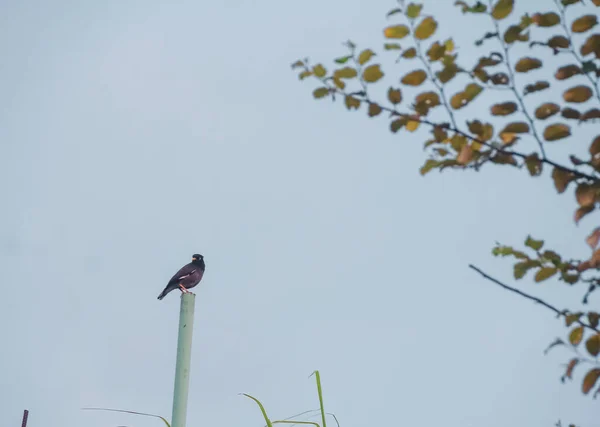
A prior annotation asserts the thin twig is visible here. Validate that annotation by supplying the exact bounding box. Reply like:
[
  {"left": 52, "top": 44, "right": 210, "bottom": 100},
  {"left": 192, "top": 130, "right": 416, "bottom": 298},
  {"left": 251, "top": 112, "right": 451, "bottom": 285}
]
[
  {"left": 554, "top": 0, "right": 600, "bottom": 103},
  {"left": 468, "top": 264, "right": 599, "bottom": 333},
  {"left": 488, "top": 3, "right": 548, "bottom": 159},
  {"left": 409, "top": 17, "right": 458, "bottom": 130}
]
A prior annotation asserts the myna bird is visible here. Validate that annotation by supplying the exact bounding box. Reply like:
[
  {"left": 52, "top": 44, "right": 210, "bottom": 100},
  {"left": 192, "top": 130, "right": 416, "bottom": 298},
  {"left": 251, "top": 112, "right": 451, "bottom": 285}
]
[{"left": 157, "top": 254, "right": 205, "bottom": 300}]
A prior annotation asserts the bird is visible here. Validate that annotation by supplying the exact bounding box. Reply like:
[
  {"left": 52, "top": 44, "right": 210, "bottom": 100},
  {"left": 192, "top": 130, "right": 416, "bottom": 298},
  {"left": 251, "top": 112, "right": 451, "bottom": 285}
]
[{"left": 157, "top": 254, "right": 205, "bottom": 300}]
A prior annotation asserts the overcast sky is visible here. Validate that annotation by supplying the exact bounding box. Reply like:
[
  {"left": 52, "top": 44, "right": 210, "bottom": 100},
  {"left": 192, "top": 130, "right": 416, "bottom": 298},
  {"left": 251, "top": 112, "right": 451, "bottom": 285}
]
[{"left": 1, "top": 0, "right": 597, "bottom": 426}]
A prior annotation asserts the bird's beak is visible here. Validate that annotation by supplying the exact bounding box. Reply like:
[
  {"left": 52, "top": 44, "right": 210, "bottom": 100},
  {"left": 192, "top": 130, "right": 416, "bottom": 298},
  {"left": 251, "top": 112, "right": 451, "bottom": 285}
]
[{"left": 192, "top": 257, "right": 197, "bottom": 261}]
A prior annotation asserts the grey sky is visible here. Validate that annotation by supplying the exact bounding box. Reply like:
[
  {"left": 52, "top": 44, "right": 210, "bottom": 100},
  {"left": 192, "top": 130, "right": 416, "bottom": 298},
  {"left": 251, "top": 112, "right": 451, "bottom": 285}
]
[{"left": 1, "top": 0, "right": 597, "bottom": 426}]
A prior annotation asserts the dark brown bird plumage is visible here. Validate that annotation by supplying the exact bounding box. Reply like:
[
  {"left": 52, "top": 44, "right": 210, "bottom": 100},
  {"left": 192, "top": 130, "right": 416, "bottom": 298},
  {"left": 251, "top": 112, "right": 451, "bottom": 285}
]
[{"left": 157, "top": 254, "right": 205, "bottom": 300}]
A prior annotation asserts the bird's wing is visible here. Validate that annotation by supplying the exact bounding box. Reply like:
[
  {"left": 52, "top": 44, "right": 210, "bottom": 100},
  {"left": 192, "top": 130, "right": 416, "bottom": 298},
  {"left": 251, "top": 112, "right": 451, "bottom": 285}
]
[{"left": 167, "top": 263, "right": 197, "bottom": 285}]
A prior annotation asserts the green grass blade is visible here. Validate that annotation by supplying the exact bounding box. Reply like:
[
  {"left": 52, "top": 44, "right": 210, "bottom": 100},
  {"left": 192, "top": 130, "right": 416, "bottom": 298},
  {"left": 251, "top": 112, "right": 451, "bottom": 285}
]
[
  {"left": 82, "top": 407, "right": 170, "bottom": 427},
  {"left": 309, "top": 371, "right": 327, "bottom": 427},
  {"left": 273, "top": 420, "right": 320, "bottom": 427},
  {"left": 240, "top": 393, "right": 274, "bottom": 427}
]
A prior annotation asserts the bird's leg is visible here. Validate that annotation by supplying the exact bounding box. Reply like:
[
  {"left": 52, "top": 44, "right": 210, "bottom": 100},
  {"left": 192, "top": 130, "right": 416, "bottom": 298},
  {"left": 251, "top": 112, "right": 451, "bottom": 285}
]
[{"left": 179, "top": 284, "right": 190, "bottom": 294}]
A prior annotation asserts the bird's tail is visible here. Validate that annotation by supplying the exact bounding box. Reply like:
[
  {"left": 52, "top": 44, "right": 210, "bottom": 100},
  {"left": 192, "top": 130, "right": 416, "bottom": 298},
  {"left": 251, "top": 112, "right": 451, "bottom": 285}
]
[{"left": 157, "top": 286, "right": 172, "bottom": 300}]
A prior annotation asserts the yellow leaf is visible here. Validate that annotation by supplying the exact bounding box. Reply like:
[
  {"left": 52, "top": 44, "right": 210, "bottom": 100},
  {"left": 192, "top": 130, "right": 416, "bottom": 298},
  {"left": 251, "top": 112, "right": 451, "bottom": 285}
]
[
  {"left": 552, "top": 167, "right": 575, "bottom": 193},
  {"left": 345, "top": 96, "right": 361, "bottom": 110},
  {"left": 514, "top": 57, "right": 542, "bottom": 72},
  {"left": 555, "top": 64, "right": 582, "bottom": 80},
  {"left": 582, "top": 368, "right": 600, "bottom": 394},
  {"left": 368, "top": 103, "right": 382, "bottom": 117},
  {"left": 388, "top": 87, "right": 402, "bottom": 104},
  {"left": 501, "top": 122, "right": 530, "bottom": 133},
  {"left": 575, "top": 205, "right": 594, "bottom": 224},
  {"left": 402, "top": 47, "right": 417, "bottom": 58},
  {"left": 534, "top": 103, "right": 560, "bottom": 119},
  {"left": 576, "top": 183, "right": 598, "bottom": 207},
  {"left": 548, "top": 35, "right": 570, "bottom": 49},
  {"left": 444, "top": 39, "right": 455, "bottom": 53},
  {"left": 491, "top": 102, "right": 518, "bottom": 116},
  {"left": 358, "top": 49, "right": 375, "bottom": 65},
  {"left": 586, "top": 334, "right": 600, "bottom": 356},
  {"left": 313, "top": 87, "right": 330, "bottom": 99},
  {"left": 334, "top": 67, "right": 358, "bottom": 79},
  {"left": 589, "top": 135, "right": 600, "bottom": 156},
  {"left": 362, "top": 64, "right": 384, "bottom": 83},
  {"left": 563, "top": 85, "right": 593, "bottom": 103},
  {"left": 580, "top": 34, "right": 600, "bottom": 57},
  {"left": 562, "top": 107, "right": 580, "bottom": 120},
  {"left": 405, "top": 120, "right": 420, "bottom": 132},
  {"left": 414, "top": 17, "right": 438, "bottom": 40},
  {"left": 401, "top": 69, "right": 428, "bottom": 86},
  {"left": 532, "top": 12, "right": 560, "bottom": 27},
  {"left": 312, "top": 64, "right": 327, "bottom": 78},
  {"left": 384, "top": 25, "right": 410, "bottom": 39},
  {"left": 572, "top": 14, "right": 598, "bottom": 33},
  {"left": 406, "top": 3, "right": 423, "bottom": 18},
  {"left": 491, "top": 0, "right": 514, "bottom": 20},
  {"left": 390, "top": 118, "right": 406, "bottom": 133},
  {"left": 525, "top": 153, "right": 542, "bottom": 176},
  {"left": 535, "top": 267, "right": 558, "bottom": 282},
  {"left": 570, "top": 325, "right": 584, "bottom": 345},
  {"left": 457, "top": 144, "right": 474, "bottom": 164},
  {"left": 565, "top": 358, "right": 579, "bottom": 380},
  {"left": 543, "top": 123, "right": 571, "bottom": 141}
]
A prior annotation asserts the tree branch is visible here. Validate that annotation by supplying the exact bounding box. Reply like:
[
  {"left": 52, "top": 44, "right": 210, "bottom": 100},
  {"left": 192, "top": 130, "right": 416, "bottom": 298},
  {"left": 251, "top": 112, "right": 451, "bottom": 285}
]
[
  {"left": 468, "top": 264, "right": 599, "bottom": 334},
  {"left": 488, "top": 3, "right": 548, "bottom": 160}
]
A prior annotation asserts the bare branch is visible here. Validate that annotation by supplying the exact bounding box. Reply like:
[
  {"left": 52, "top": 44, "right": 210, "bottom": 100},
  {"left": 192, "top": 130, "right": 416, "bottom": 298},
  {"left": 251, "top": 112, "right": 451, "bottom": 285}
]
[{"left": 468, "top": 264, "right": 599, "bottom": 334}]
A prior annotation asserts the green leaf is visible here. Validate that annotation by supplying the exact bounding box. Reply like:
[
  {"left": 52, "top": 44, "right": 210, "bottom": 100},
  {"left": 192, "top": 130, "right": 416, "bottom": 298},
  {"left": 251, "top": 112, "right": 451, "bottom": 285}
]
[
  {"left": 384, "top": 43, "right": 402, "bottom": 50},
  {"left": 362, "top": 64, "right": 384, "bottom": 83},
  {"left": 299, "top": 70, "right": 312, "bottom": 80},
  {"left": 525, "top": 235, "right": 544, "bottom": 250},
  {"left": 334, "top": 55, "right": 352, "bottom": 64},
  {"left": 384, "top": 25, "right": 410, "bottom": 39},
  {"left": 491, "top": 0, "right": 514, "bottom": 20},
  {"left": 419, "top": 158, "right": 441, "bottom": 175},
  {"left": 401, "top": 69, "right": 428, "bottom": 86},
  {"left": 569, "top": 325, "right": 584, "bottom": 346},
  {"left": 406, "top": 3, "right": 423, "bottom": 18},
  {"left": 414, "top": 17, "right": 438, "bottom": 40},
  {"left": 313, "top": 87, "right": 330, "bottom": 99},
  {"left": 535, "top": 266, "right": 558, "bottom": 282},
  {"left": 386, "top": 8, "right": 403, "bottom": 17},
  {"left": 358, "top": 49, "right": 375, "bottom": 65},
  {"left": 514, "top": 260, "right": 538, "bottom": 279}
]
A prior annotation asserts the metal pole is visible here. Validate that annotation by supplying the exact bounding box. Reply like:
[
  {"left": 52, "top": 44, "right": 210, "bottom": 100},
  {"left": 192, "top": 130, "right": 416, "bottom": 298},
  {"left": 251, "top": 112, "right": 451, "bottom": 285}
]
[
  {"left": 21, "top": 410, "right": 29, "bottom": 427},
  {"left": 171, "top": 292, "right": 196, "bottom": 427}
]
